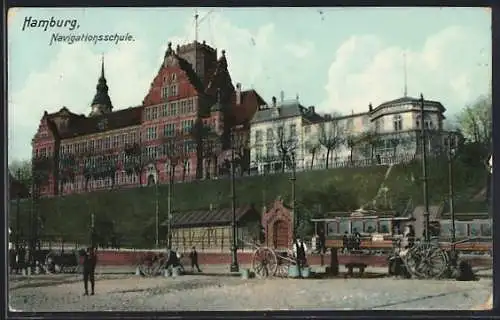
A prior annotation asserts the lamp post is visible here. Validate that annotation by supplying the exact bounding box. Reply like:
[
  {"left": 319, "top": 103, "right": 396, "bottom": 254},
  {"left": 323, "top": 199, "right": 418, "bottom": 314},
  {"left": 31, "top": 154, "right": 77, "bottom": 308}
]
[
  {"left": 229, "top": 129, "right": 239, "bottom": 273},
  {"left": 90, "top": 212, "right": 95, "bottom": 248},
  {"left": 167, "top": 166, "right": 174, "bottom": 250},
  {"left": 420, "top": 93, "right": 430, "bottom": 242},
  {"left": 290, "top": 152, "right": 297, "bottom": 239},
  {"left": 155, "top": 176, "right": 159, "bottom": 248},
  {"left": 447, "top": 132, "right": 457, "bottom": 248},
  {"left": 16, "top": 169, "right": 21, "bottom": 251}
]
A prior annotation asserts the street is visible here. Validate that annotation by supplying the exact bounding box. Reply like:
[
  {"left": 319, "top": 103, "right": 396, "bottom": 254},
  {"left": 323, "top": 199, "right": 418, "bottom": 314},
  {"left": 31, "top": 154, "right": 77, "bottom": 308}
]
[{"left": 9, "top": 269, "right": 492, "bottom": 311}]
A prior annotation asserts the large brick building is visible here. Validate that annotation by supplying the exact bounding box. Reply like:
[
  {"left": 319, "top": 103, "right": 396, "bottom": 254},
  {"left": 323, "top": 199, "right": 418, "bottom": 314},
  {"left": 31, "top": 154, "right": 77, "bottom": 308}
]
[{"left": 31, "top": 41, "right": 266, "bottom": 196}]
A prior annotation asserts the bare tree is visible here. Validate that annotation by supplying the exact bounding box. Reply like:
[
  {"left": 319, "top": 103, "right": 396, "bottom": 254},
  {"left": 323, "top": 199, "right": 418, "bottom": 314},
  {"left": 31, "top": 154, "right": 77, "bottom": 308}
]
[
  {"left": 276, "top": 125, "right": 298, "bottom": 173},
  {"left": 345, "top": 135, "right": 359, "bottom": 165},
  {"left": 317, "top": 120, "right": 344, "bottom": 169},
  {"left": 304, "top": 140, "right": 320, "bottom": 170},
  {"left": 359, "top": 129, "right": 382, "bottom": 163},
  {"left": 388, "top": 135, "right": 401, "bottom": 158},
  {"left": 162, "top": 129, "right": 187, "bottom": 183},
  {"left": 232, "top": 129, "right": 251, "bottom": 176}
]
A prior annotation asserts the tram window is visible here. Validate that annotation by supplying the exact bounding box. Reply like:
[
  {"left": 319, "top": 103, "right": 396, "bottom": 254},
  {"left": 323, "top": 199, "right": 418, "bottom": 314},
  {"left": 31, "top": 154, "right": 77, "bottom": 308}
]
[
  {"left": 440, "top": 221, "right": 451, "bottom": 236},
  {"left": 326, "top": 222, "right": 338, "bottom": 236},
  {"left": 455, "top": 223, "right": 467, "bottom": 237},
  {"left": 351, "top": 220, "right": 363, "bottom": 234},
  {"left": 364, "top": 220, "right": 377, "bottom": 234},
  {"left": 469, "top": 223, "right": 481, "bottom": 237},
  {"left": 338, "top": 220, "right": 350, "bottom": 234},
  {"left": 379, "top": 221, "right": 391, "bottom": 234},
  {"left": 481, "top": 223, "right": 492, "bottom": 237}
]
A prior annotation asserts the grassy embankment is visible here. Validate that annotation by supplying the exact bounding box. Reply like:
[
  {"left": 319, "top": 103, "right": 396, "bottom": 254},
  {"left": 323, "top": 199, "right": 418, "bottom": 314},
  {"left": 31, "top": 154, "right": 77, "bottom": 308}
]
[{"left": 10, "top": 157, "right": 488, "bottom": 247}]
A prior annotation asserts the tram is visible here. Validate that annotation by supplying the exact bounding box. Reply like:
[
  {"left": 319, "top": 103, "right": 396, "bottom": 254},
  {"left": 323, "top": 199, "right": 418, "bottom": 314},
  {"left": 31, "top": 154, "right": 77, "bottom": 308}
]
[{"left": 312, "top": 209, "right": 492, "bottom": 256}]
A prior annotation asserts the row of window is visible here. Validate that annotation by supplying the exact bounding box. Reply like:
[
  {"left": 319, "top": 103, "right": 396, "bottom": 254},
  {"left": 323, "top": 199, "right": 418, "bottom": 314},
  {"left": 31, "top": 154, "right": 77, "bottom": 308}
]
[
  {"left": 374, "top": 114, "right": 435, "bottom": 133},
  {"left": 144, "top": 120, "right": 196, "bottom": 141},
  {"left": 144, "top": 97, "right": 197, "bottom": 121},
  {"left": 254, "top": 124, "right": 298, "bottom": 143},
  {"left": 440, "top": 220, "right": 492, "bottom": 237},
  {"left": 326, "top": 220, "right": 391, "bottom": 236},
  {"left": 57, "top": 132, "right": 138, "bottom": 156}
]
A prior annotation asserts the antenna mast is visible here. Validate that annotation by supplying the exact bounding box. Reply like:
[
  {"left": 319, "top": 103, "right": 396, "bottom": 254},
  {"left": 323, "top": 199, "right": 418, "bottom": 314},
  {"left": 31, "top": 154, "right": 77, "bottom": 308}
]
[
  {"left": 403, "top": 52, "right": 408, "bottom": 97},
  {"left": 194, "top": 10, "right": 199, "bottom": 74}
]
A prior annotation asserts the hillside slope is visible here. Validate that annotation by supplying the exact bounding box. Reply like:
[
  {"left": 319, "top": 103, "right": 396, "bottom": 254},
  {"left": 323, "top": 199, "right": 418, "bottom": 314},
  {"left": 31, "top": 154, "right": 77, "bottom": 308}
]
[{"left": 10, "top": 157, "right": 488, "bottom": 247}]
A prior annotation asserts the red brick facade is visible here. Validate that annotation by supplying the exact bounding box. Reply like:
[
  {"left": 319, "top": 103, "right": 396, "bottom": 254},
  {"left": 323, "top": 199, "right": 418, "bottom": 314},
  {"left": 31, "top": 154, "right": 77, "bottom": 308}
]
[
  {"left": 261, "top": 199, "right": 294, "bottom": 249},
  {"left": 31, "top": 41, "right": 266, "bottom": 196}
]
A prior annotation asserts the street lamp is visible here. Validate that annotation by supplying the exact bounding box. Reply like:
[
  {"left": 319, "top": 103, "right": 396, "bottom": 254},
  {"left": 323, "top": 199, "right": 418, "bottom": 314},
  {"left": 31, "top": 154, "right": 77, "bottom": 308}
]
[
  {"left": 155, "top": 176, "right": 159, "bottom": 248},
  {"left": 167, "top": 165, "right": 174, "bottom": 250},
  {"left": 446, "top": 132, "right": 458, "bottom": 248},
  {"left": 420, "top": 93, "right": 430, "bottom": 242},
  {"left": 15, "top": 169, "right": 22, "bottom": 251},
  {"left": 229, "top": 128, "right": 239, "bottom": 273},
  {"left": 289, "top": 152, "right": 297, "bottom": 239}
]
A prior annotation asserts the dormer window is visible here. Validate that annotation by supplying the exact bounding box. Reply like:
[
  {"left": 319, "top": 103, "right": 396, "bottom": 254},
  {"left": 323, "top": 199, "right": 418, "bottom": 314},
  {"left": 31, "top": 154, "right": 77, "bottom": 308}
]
[{"left": 97, "top": 118, "right": 108, "bottom": 131}]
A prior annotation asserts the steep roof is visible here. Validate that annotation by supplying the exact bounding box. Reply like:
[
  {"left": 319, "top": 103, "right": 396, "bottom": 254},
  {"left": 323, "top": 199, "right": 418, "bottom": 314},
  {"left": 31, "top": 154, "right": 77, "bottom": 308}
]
[
  {"left": 162, "top": 205, "right": 258, "bottom": 228},
  {"left": 251, "top": 100, "right": 324, "bottom": 124},
  {"left": 230, "top": 90, "right": 267, "bottom": 126},
  {"left": 46, "top": 106, "right": 142, "bottom": 139}
]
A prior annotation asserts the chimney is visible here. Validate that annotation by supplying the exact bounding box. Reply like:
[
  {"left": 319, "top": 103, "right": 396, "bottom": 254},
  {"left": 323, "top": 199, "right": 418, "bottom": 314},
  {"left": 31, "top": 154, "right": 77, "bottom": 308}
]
[
  {"left": 369, "top": 103, "right": 373, "bottom": 112},
  {"left": 236, "top": 83, "right": 242, "bottom": 105},
  {"left": 280, "top": 90, "right": 284, "bottom": 103},
  {"left": 308, "top": 106, "right": 315, "bottom": 114},
  {"left": 272, "top": 96, "right": 277, "bottom": 107}
]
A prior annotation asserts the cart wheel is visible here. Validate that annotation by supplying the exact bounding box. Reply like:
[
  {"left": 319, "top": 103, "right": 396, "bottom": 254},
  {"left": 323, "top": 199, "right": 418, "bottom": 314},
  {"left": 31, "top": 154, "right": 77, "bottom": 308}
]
[
  {"left": 276, "top": 253, "right": 292, "bottom": 278},
  {"left": 404, "top": 243, "right": 448, "bottom": 279},
  {"left": 252, "top": 247, "right": 278, "bottom": 278}
]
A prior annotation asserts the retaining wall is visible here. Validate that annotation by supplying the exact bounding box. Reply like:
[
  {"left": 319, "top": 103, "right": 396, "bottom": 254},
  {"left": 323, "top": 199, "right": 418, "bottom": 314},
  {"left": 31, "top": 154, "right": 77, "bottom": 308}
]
[{"left": 95, "top": 249, "right": 492, "bottom": 268}]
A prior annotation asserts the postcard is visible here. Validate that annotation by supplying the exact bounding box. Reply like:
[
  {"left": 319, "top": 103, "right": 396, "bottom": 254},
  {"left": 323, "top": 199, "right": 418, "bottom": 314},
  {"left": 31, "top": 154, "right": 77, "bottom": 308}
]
[{"left": 7, "top": 7, "right": 492, "bottom": 312}]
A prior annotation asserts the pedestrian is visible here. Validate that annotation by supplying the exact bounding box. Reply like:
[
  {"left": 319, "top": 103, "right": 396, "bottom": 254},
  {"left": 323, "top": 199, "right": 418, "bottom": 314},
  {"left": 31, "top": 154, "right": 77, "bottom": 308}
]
[
  {"left": 189, "top": 246, "right": 202, "bottom": 273},
  {"left": 342, "top": 231, "right": 349, "bottom": 253},
  {"left": 352, "top": 228, "right": 361, "bottom": 250},
  {"left": 318, "top": 228, "right": 326, "bottom": 254},
  {"left": 83, "top": 247, "right": 97, "bottom": 296},
  {"left": 293, "top": 237, "right": 307, "bottom": 276}
]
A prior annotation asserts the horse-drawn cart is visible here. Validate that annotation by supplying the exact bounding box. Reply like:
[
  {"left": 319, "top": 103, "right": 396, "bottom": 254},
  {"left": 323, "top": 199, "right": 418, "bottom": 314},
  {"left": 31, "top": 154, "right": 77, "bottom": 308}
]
[{"left": 250, "top": 242, "right": 298, "bottom": 278}]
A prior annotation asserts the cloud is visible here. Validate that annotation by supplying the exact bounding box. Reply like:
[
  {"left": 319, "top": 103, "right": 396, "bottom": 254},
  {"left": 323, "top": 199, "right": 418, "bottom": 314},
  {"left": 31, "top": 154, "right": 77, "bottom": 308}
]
[
  {"left": 284, "top": 41, "right": 314, "bottom": 58},
  {"left": 8, "top": 10, "right": 294, "bottom": 162},
  {"left": 319, "top": 26, "right": 491, "bottom": 116}
]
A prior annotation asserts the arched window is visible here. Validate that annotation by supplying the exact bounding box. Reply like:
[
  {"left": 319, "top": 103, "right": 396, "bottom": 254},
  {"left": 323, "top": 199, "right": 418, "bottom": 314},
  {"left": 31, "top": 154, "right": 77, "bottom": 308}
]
[{"left": 393, "top": 114, "right": 403, "bottom": 131}]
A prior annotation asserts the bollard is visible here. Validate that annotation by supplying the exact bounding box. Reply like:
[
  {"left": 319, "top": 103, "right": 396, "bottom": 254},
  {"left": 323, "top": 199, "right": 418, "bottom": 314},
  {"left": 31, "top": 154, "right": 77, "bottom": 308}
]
[
  {"left": 301, "top": 266, "right": 311, "bottom": 278},
  {"left": 172, "top": 267, "right": 180, "bottom": 278},
  {"left": 164, "top": 268, "right": 172, "bottom": 278},
  {"left": 329, "top": 248, "right": 339, "bottom": 276},
  {"left": 240, "top": 269, "right": 250, "bottom": 280},
  {"left": 22, "top": 268, "right": 26, "bottom": 276},
  {"left": 27, "top": 267, "right": 31, "bottom": 276},
  {"left": 135, "top": 266, "right": 141, "bottom": 276},
  {"left": 288, "top": 265, "right": 300, "bottom": 278}
]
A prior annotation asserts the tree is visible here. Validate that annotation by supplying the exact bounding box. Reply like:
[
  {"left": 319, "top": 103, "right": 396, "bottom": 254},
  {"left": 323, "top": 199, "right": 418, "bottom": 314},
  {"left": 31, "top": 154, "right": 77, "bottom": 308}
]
[
  {"left": 276, "top": 125, "right": 298, "bottom": 173},
  {"left": 304, "top": 140, "right": 320, "bottom": 170},
  {"left": 457, "top": 94, "right": 492, "bottom": 148},
  {"left": 232, "top": 129, "right": 251, "bottom": 176},
  {"left": 345, "top": 135, "right": 359, "bottom": 164},
  {"left": 162, "top": 129, "right": 188, "bottom": 182},
  {"left": 9, "top": 159, "right": 32, "bottom": 187},
  {"left": 317, "top": 120, "right": 344, "bottom": 169},
  {"left": 359, "top": 129, "right": 382, "bottom": 162}
]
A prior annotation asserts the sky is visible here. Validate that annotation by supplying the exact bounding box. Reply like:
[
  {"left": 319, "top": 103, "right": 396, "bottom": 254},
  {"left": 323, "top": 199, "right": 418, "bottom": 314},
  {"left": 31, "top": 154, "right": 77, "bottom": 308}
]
[{"left": 7, "top": 7, "right": 491, "bottom": 162}]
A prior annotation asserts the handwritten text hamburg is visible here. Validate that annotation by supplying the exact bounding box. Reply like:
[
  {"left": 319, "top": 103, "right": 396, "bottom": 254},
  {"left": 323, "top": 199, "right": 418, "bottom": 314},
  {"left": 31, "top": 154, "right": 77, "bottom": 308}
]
[{"left": 22, "top": 16, "right": 135, "bottom": 45}]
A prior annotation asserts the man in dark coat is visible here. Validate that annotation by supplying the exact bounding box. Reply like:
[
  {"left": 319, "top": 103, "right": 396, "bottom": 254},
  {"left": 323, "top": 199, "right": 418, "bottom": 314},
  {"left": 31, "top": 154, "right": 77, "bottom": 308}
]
[
  {"left": 342, "top": 231, "right": 349, "bottom": 253},
  {"left": 83, "top": 247, "right": 97, "bottom": 296},
  {"left": 189, "top": 246, "right": 202, "bottom": 273}
]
